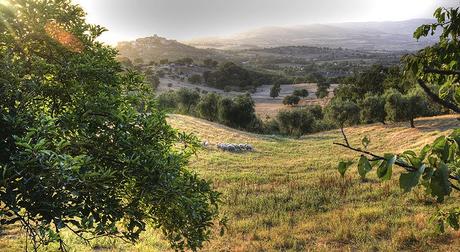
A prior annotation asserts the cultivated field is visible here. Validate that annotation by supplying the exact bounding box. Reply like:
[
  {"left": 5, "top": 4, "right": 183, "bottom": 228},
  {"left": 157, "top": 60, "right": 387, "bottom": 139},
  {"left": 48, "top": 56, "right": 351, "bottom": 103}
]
[{"left": 3, "top": 114, "right": 460, "bottom": 251}]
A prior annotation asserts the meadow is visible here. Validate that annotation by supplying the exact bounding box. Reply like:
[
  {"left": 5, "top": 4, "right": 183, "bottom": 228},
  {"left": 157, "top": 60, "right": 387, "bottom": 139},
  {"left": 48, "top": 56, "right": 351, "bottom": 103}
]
[{"left": 2, "top": 114, "right": 460, "bottom": 251}]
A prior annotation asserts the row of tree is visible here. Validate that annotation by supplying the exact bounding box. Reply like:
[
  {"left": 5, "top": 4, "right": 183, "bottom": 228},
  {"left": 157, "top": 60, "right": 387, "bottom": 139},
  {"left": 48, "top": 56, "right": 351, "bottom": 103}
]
[{"left": 157, "top": 89, "right": 261, "bottom": 131}]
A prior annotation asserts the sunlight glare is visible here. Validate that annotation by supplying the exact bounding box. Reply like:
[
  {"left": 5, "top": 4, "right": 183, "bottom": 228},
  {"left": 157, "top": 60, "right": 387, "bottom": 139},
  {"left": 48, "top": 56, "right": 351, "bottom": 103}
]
[{"left": 368, "top": 0, "right": 433, "bottom": 21}]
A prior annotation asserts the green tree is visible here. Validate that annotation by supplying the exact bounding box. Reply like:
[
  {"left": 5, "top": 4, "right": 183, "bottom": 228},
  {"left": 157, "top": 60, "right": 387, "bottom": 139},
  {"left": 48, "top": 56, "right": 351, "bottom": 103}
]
[
  {"left": 316, "top": 85, "right": 329, "bottom": 98},
  {"left": 283, "top": 95, "right": 300, "bottom": 106},
  {"left": 293, "top": 89, "right": 309, "bottom": 98},
  {"left": 276, "top": 109, "right": 315, "bottom": 137},
  {"left": 188, "top": 74, "right": 202, "bottom": 84},
  {"left": 325, "top": 99, "right": 360, "bottom": 128},
  {"left": 0, "top": 1, "right": 221, "bottom": 251},
  {"left": 360, "top": 93, "right": 386, "bottom": 124},
  {"left": 176, "top": 88, "right": 201, "bottom": 114},
  {"left": 203, "top": 58, "right": 218, "bottom": 68},
  {"left": 197, "top": 93, "right": 220, "bottom": 121},
  {"left": 157, "top": 91, "right": 178, "bottom": 110},
  {"left": 384, "top": 89, "right": 427, "bottom": 128},
  {"left": 270, "top": 83, "right": 281, "bottom": 99},
  {"left": 217, "top": 94, "right": 257, "bottom": 129},
  {"left": 336, "top": 6, "right": 460, "bottom": 232}
]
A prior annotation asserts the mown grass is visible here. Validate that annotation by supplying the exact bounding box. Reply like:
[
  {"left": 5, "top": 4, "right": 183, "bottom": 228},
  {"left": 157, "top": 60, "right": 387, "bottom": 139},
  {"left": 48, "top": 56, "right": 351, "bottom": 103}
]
[{"left": 2, "top": 114, "right": 460, "bottom": 251}]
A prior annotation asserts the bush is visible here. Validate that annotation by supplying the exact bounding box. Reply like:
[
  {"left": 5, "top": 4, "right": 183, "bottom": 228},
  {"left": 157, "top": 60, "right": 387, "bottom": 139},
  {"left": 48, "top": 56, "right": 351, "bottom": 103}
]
[
  {"left": 293, "top": 89, "right": 309, "bottom": 98},
  {"left": 283, "top": 95, "right": 301, "bottom": 106},
  {"left": 270, "top": 83, "right": 281, "bottom": 99},
  {"left": 316, "top": 85, "right": 329, "bottom": 98},
  {"left": 306, "top": 105, "right": 324, "bottom": 120},
  {"left": 360, "top": 93, "right": 386, "bottom": 124},
  {"left": 176, "top": 88, "right": 201, "bottom": 114},
  {"left": 189, "top": 74, "right": 202, "bottom": 84},
  {"left": 157, "top": 91, "right": 178, "bottom": 111},
  {"left": 217, "top": 94, "right": 258, "bottom": 130},
  {"left": 276, "top": 108, "right": 315, "bottom": 137},
  {"left": 325, "top": 99, "right": 360, "bottom": 127},
  {"left": 384, "top": 89, "right": 427, "bottom": 128},
  {"left": 197, "top": 93, "right": 220, "bottom": 121}
]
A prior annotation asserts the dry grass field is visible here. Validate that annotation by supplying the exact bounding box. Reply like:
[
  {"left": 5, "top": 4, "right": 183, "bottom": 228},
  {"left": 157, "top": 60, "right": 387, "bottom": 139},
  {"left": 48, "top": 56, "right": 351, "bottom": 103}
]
[{"left": 3, "top": 114, "right": 460, "bottom": 251}]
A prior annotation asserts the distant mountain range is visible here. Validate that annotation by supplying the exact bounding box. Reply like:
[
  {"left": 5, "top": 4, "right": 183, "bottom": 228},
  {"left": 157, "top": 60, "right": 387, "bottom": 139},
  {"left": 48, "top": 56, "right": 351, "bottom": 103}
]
[{"left": 185, "top": 19, "right": 438, "bottom": 51}]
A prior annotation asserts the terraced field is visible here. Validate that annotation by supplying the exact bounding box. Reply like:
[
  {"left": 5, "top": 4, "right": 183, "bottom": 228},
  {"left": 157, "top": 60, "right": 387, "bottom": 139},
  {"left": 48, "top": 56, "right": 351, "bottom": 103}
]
[{"left": 3, "top": 114, "right": 460, "bottom": 251}]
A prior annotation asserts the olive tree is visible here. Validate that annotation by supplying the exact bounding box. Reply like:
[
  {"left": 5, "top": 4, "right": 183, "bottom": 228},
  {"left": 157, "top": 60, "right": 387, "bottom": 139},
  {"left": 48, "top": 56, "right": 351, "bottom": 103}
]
[
  {"left": 270, "top": 83, "right": 281, "bottom": 99},
  {"left": 197, "top": 93, "right": 220, "bottom": 121},
  {"left": 359, "top": 93, "right": 386, "bottom": 124},
  {"left": 283, "top": 95, "right": 300, "bottom": 106},
  {"left": 336, "top": 6, "right": 460, "bottom": 233},
  {"left": 0, "top": 0, "right": 222, "bottom": 251},
  {"left": 384, "top": 89, "right": 427, "bottom": 128},
  {"left": 293, "top": 89, "right": 309, "bottom": 98}
]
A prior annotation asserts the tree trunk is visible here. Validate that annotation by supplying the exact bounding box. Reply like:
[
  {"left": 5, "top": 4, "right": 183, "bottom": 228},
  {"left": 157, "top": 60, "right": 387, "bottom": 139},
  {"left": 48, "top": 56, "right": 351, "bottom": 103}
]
[{"left": 410, "top": 118, "right": 415, "bottom": 128}]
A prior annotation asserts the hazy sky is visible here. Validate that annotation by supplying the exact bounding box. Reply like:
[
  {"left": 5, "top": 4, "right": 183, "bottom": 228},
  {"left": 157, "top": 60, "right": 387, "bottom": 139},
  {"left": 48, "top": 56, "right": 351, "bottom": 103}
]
[{"left": 72, "top": 0, "right": 457, "bottom": 44}]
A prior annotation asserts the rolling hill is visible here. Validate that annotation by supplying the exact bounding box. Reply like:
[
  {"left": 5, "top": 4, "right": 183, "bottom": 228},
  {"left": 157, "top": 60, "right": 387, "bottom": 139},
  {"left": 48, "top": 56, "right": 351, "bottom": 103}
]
[
  {"left": 116, "top": 35, "right": 220, "bottom": 62},
  {"left": 3, "top": 114, "right": 460, "bottom": 251},
  {"left": 186, "top": 19, "right": 438, "bottom": 51}
]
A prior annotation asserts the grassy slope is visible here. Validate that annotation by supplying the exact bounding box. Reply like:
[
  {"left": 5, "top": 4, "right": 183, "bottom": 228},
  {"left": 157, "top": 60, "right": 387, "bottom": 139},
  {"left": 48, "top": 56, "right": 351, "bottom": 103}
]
[{"left": 2, "top": 114, "right": 460, "bottom": 251}]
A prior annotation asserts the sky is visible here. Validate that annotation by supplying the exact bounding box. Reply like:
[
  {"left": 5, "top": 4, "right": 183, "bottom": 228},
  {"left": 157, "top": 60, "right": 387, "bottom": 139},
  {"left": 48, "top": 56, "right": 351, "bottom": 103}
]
[{"left": 72, "top": 0, "right": 458, "bottom": 45}]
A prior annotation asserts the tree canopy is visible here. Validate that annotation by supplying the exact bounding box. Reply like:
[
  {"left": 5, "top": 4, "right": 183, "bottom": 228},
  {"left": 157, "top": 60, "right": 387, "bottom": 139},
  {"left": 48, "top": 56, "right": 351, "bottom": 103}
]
[
  {"left": 0, "top": 0, "right": 221, "bottom": 250},
  {"left": 336, "top": 6, "right": 460, "bottom": 233}
]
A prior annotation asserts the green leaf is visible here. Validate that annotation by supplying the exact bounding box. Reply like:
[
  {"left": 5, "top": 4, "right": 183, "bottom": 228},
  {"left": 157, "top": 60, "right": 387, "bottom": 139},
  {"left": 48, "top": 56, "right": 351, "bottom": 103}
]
[
  {"left": 361, "top": 136, "right": 370, "bottom": 149},
  {"left": 432, "top": 136, "right": 449, "bottom": 161},
  {"left": 430, "top": 162, "right": 452, "bottom": 203},
  {"left": 377, "top": 154, "right": 396, "bottom": 181},
  {"left": 358, "top": 155, "right": 372, "bottom": 179},
  {"left": 338, "top": 161, "right": 353, "bottom": 178},
  {"left": 399, "top": 165, "right": 425, "bottom": 192}
]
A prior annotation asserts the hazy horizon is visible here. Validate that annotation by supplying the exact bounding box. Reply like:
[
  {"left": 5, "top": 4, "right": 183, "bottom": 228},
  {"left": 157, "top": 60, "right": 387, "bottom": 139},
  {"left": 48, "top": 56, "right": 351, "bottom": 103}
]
[{"left": 73, "top": 0, "right": 457, "bottom": 45}]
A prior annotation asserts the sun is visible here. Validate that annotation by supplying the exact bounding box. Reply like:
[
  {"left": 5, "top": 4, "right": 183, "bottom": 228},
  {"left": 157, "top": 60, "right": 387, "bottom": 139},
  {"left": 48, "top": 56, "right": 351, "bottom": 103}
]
[{"left": 368, "top": 0, "right": 433, "bottom": 21}]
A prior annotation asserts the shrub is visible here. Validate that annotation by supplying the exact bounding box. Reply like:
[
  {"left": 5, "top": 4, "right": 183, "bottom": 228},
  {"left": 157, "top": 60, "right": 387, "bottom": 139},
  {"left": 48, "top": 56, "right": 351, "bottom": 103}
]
[
  {"left": 270, "top": 83, "right": 281, "bottom": 99},
  {"left": 217, "top": 94, "right": 258, "bottom": 129},
  {"left": 276, "top": 109, "right": 315, "bottom": 137},
  {"left": 283, "top": 95, "right": 301, "bottom": 106},
  {"left": 325, "top": 99, "right": 360, "bottom": 127},
  {"left": 157, "top": 91, "right": 178, "bottom": 110},
  {"left": 384, "top": 89, "right": 427, "bottom": 128},
  {"left": 189, "top": 74, "right": 202, "bottom": 84},
  {"left": 176, "top": 88, "right": 201, "bottom": 114},
  {"left": 197, "top": 93, "right": 220, "bottom": 121},
  {"left": 293, "top": 89, "right": 309, "bottom": 98},
  {"left": 360, "top": 93, "right": 386, "bottom": 124}
]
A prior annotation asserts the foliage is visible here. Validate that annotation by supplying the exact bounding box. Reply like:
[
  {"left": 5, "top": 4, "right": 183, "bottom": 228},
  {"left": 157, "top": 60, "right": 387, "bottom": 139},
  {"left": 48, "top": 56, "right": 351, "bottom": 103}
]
[
  {"left": 188, "top": 74, "right": 202, "bottom": 84},
  {"left": 197, "top": 93, "right": 220, "bottom": 122},
  {"left": 157, "top": 91, "right": 178, "bottom": 111},
  {"left": 0, "top": 0, "right": 221, "bottom": 251},
  {"left": 176, "top": 88, "right": 201, "bottom": 114},
  {"left": 359, "top": 93, "right": 386, "bottom": 124},
  {"left": 337, "top": 6, "right": 460, "bottom": 234},
  {"left": 217, "top": 94, "right": 258, "bottom": 129},
  {"left": 282, "top": 95, "right": 300, "bottom": 106},
  {"left": 384, "top": 89, "right": 427, "bottom": 128},
  {"left": 276, "top": 109, "right": 315, "bottom": 137},
  {"left": 270, "top": 83, "right": 281, "bottom": 99},
  {"left": 293, "top": 89, "right": 309, "bottom": 98},
  {"left": 315, "top": 85, "right": 329, "bottom": 98},
  {"left": 205, "top": 62, "right": 284, "bottom": 90},
  {"left": 325, "top": 99, "right": 360, "bottom": 127},
  {"left": 203, "top": 58, "right": 218, "bottom": 68}
]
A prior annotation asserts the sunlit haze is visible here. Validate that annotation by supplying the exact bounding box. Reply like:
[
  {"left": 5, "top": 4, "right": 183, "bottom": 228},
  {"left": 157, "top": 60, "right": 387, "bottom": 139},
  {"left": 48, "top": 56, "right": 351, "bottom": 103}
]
[{"left": 70, "top": 0, "right": 459, "bottom": 44}]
